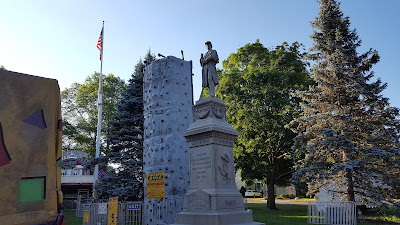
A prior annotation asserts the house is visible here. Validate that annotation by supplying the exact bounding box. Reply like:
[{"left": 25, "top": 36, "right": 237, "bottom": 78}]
[
  {"left": 61, "top": 150, "right": 93, "bottom": 208},
  {"left": 235, "top": 171, "right": 295, "bottom": 198}
]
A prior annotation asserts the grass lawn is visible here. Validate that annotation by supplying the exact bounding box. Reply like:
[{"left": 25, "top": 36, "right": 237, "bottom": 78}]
[
  {"left": 290, "top": 198, "right": 316, "bottom": 202},
  {"left": 247, "top": 204, "right": 309, "bottom": 225},
  {"left": 247, "top": 203, "right": 400, "bottom": 225},
  {"left": 363, "top": 207, "right": 400, "bottom": 224},
  {"left": 64, "top": 204, "right": 399, "bottom": 225},
  {"left": 64, "top": 209, "right": 82, "bottom": 225}
]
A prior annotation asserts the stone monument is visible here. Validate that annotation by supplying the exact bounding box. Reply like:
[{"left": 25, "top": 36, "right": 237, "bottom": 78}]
[
  {"left": 173, "top": 41, "right": 263, "bottom": 225},
  {"left": 143, "top": 56, "right": 193, "bottom": 225}
]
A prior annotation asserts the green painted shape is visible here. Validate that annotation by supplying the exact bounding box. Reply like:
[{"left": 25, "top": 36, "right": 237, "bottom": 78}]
[{"left": 19, "top": 178, "right": 45, "bottom": 204}]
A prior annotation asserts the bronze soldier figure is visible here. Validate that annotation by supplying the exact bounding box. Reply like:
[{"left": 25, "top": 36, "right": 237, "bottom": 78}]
[{"left": 200, "top": 41, "right": 219, "bottom": 99}]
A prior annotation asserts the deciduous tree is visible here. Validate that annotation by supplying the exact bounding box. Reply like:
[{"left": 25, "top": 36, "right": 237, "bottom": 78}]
[
  {"left": 61, "top": 73, "right": 126, "bottom": 156},
  {"left": 217, "top": 40, "right": 312, "bottom": 209}
]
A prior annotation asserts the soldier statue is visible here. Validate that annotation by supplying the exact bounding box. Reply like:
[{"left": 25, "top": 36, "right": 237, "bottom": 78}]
[{"left": 200, "top": 41, "right": 219, "bottom": 99}]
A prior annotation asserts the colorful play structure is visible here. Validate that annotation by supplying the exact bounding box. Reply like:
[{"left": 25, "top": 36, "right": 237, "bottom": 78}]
[{"left": 0, "top": 70, "right": 64, "bottom": 225}]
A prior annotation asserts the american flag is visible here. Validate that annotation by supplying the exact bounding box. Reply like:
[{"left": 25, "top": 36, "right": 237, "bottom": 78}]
[{"left": 97, "top": 27, "right": 103, "bottom": 61}]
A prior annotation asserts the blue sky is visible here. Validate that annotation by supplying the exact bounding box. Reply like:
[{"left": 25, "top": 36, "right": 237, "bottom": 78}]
[{"left": 0, "top": 0, "right": 399, "bottom": 108}]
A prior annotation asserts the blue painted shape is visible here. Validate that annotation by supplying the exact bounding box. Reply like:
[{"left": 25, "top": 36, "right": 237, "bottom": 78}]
[
  {"left": 23, "top": 109, "right": 47, "bottom": 129},
  {"left": 127, "top": 203, "right": 141, "bottom": 210}
]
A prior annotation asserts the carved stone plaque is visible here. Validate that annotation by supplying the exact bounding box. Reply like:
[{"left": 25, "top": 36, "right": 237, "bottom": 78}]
[
  {"left": 216, "top": 149, "right": 235, "bottom": 185},
  {"left": 187, "top": 190, "right": 211, "bottom": 211},
  {"left": 190, "top": 149, "right": 212, "bottom": 187}
]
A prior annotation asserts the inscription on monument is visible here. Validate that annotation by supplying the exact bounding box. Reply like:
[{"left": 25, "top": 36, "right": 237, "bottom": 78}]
[
  {"left": 191, "top": 150, "right": 212, "bottom": 186},
  {"left": 215, "top": 197, "right": 244, "bottom": 210},
  {"left": 225, "top": 200, "right": 237, "bottom": 208},
  {"left": 189, "top": 196, "right": 208, "bottom": 211},
  {"left": 188, "top": 190, "right": 211, "bottom": 211}
]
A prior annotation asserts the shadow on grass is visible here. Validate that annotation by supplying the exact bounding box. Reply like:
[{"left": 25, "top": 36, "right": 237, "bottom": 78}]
[
  {"left": 64, "top": 209, "right": 83, "bottom": 225},
  {"left": 247, "top": 203, "right": 400, "bottom": 225},
  {"left": 363, "top": 207, "right": 400, "bottom": 224},
  {"left": 247, "top": 204, "right": 308, "bottom": 225}
]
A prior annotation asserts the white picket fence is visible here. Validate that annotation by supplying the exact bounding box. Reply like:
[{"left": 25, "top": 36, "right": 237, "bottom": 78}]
[
  {"left": 76, "top": 196, "right": 250, "bottom": 224},
  {"left": 308, "top": 201, "right": 357, "bottom": 225}
]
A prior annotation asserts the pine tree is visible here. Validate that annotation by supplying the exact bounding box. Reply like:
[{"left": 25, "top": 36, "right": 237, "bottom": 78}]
[
  {"left": 289, "top": 0, "right": 400, "bottom": 204},
  {"left": 96, "top": 50, "right": 155, "bottom": 201}
]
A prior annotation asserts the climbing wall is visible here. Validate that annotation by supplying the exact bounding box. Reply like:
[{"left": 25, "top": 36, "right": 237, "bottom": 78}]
[{"left": 143, "top": 56, "right": 193, "bottom": 225}]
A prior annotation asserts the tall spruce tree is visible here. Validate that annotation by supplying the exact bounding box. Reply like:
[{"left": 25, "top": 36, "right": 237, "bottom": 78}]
[
  {"left": 96, "top": 50, "right": 155, "bottom": 201},
  {"left": 289, "top": 0, "right": 400, "bottom": 204}
]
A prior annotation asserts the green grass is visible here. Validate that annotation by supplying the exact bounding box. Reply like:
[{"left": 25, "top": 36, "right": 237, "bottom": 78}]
[
  {"left": 64, "top": 209, "right": 82, "bottom": 225},
  {"left": 363, "top": 207, "right": 400, "bottom": 224},
  {"left": 247, "top": 203, "right": 400, "bottom": 225},
  {"left": 247, "top": 204, "right": 308, "bottom": 225},
  {"left": 64, "top": 205, "right": 399, "bottom": 225},
  {"left": 290, "top": 198, "right": 316, "bottom": 202}
]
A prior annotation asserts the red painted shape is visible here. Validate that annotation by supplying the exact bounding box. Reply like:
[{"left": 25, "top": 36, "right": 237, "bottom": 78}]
[
  {"left": 58, "top": 215, "right": 65, "bottom": 225},
  {"left": 58, "top": 120, "right": 63, "bottom": 131},
  {"left": 0, "top": 122, "right": 11, "bottom": 167}
]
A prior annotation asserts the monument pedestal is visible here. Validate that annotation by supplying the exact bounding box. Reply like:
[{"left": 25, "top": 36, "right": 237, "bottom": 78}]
[{"left": 173, "top": 97, "right": 264, "bottom": 225}]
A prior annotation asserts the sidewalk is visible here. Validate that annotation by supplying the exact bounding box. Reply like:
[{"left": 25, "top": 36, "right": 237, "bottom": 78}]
[{"left": 245, "top": 197, "right": 311, "bottom": 205}]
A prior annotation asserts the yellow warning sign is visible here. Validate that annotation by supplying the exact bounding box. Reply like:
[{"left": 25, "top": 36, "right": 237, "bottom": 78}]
[
  {"left": 146, "top": 172, "right": 165, "bottom": 199},
  {"left": 83, "top": 210, "right": 89, "bottom": 223},
  {"left": 107, "top": 197, "right": 118, "bottom": 225}
]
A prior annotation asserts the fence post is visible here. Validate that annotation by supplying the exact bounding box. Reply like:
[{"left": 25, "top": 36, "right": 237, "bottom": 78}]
[{"left": 308, "top": 201, "right": 356, "bottom": 225}]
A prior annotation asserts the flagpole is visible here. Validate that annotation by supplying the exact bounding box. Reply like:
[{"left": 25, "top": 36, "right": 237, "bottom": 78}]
[{"left": 93, "top": 21, "right": 104, "bottom": 198}]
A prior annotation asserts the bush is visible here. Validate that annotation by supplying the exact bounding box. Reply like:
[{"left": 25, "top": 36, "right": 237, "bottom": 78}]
[{"left": 276, "top": 194, "right": 289, "bottom": 199}]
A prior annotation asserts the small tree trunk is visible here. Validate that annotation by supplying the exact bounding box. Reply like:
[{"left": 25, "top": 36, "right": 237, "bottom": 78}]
[
  {"left": 343, "top": 150, "right": 355, "bottom": 202},
  {"left": 266, "top": 171, "right": 277, "bottom": 210},
  {"left": 345, "top": 168, "right": 355, "bottom": 202}
]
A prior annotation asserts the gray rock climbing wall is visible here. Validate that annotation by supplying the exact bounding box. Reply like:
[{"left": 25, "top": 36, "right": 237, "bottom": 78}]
[{"left": 143, "top": 56, "right": 193, "bottom": 225}]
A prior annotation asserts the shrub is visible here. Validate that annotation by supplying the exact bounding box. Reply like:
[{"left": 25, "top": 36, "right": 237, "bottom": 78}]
[{"left": 276, "top": 194, "right": 289, "bottom": 199}]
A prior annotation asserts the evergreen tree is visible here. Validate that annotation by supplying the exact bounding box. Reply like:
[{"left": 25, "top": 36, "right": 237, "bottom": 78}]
[
  {"left": 96, "top": 50, "right": 155, "bottom": 201},
  {"left": 289, "top": 0, "right": 400, "bottom": 204},
  {"left": 134, "top": 49, "right": 156, "bottom": 77}
]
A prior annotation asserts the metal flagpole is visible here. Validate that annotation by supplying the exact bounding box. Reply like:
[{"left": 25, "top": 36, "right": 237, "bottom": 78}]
[{"left": 93, "top": 21, "right": 104, "bottom": 198}]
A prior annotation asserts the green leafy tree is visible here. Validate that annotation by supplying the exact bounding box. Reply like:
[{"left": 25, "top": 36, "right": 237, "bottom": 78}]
[
  {"left": 289, "top": 0, "right": 400, "bottom": 204},
  {"left": 61, "top": 73, "right": 126, "bottom": 156},
  {"left": 217, "top": 40, "right": 313, "bottom": 209},
  {"left": 0, "top": 65, "right": 6, "bottom": 70}
]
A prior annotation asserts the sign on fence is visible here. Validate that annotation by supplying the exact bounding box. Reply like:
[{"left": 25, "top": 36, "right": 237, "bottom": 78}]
[
  {"left": 83, "top": 210, "right": 90, "bottom": 223},
  {"left": 107, "top": 197, "right": 118, "bottom": 225},
  {"left": 98, "top": 203, "right": 108, "bottom": 214},
  {"left": 81, "top": 201, "right": 142, "bottom": 225},
  {"left": 146, "top": 172, "right": 165, "bottom": 199},
  {"left": 128, "top": 203, "right": 141, "bottom": 210}
]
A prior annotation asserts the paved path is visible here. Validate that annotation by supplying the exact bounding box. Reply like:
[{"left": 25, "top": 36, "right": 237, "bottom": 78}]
[{"left": 244, "top": 197, "right": 311, "bottom": 205}]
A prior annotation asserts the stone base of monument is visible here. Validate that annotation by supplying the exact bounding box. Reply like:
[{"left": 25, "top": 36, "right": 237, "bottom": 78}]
[
  {"left": 172, "top": 97, "right": 264, "bottom": 225},
  {"left": 175, "top": 210, "right": 261, "bottom": 225}
]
